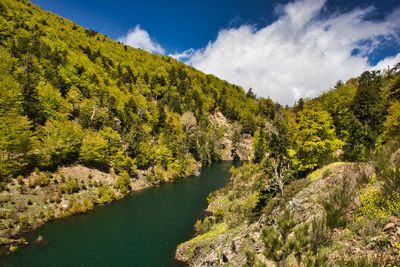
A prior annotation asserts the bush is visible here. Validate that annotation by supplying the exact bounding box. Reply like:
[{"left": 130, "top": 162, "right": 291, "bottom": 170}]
[
  {"left": 262, "top": 209, "right": 300, "bottom": 265},
  {"left": 193, "top": 217, "right": 211, "bottom": 235},
  {"left": 58, "top": 179, "right": 79, "bottom": 194},
  {"left": 322, "top": 176, "right": 354, "bottom": 229},
  {"left": 98, "top": 186, "right": 116, "bottom": 204},
  {"left": 17, "top": 175, "right": 24, "bottom": 185},
  {"left": 309, "top": 216, "right": 330, "bottom": 252},
  {"left": 373, "top": 140, "right": 400, "bottom": 195},
  {"left": 213, "top": 208, "right": 224, "bottom": 223},
  {"left": 35, "top": 172, "right": 50, "bottom": 187},
  {"left": 244, "top": 250, "right": 256, "bottom": 267},
  {"left": 18, "top": 215, "right": 31, "bottom": 232},
  {"left": 79, "top": 130, "right": 109, "bottom": 169},
  {"left": 113, "top": 171, "right": 131, "bottom": 194}
]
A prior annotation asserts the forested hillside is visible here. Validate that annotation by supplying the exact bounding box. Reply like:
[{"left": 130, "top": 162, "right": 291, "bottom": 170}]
[
  {"left": 0, "top": 0, "right": 288, "bottom": 249},
  {"left": 1, "top": 0, "right": 400, "bottom": 263},
  {"left": 0, "top": 0, "right": 282, "bottom": 182},
  {"left": 177, "top": 66, "right": 400, "bottom": 265}
]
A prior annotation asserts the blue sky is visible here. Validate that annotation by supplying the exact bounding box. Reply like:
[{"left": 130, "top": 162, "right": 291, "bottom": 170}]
[{"left": 31, "top": 0, "right": 400, "bottom": 105}]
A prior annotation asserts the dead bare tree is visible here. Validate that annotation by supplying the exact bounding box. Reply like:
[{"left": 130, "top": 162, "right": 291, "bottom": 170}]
[{"left": 270, "top": 157, "right": 293, "bottom": 198}]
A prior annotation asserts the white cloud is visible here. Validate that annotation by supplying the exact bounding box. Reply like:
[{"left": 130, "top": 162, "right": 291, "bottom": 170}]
[
  {"left": 373, "top": 53, "right": 400, "bottom": 71},
  {"left": 174, "top": 0, "right": 400, "bottom": 105},
  {"left": 169, "top": 48, "right": 195, "bottom": 61},
  {"left": 118, "top": 25, "right": 165, "bottom": 54}
]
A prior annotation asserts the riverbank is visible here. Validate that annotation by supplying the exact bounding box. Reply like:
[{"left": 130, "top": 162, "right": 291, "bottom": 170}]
[
  {"left": 0, "top": 161, "right": 242, "bottom": 266},
  {"left": 0, "top": 110, "right": 253, "bottom": 255},
  {"left": 0, "top": 164, "right": 154, "bottom": 253}
]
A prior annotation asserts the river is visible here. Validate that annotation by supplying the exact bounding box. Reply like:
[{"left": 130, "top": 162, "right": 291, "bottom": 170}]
[{"left": 0, "top": 161, "right": 242, "bottom": 267}]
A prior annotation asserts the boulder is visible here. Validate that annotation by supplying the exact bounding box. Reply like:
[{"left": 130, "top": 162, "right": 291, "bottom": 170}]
[{"left": 384, "top": 222, "right": 396, "bottom": 232}]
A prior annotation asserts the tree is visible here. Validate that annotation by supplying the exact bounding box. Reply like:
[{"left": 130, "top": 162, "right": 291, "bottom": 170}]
[
  {"left": 246, "top": 88, "right": 256, "bottom": 99},
  {"left": 79, "top": 130, "right": 109, "bottom": 169},
  {"left": 40, "top": 119, "right": 83, "bottom": 168},
  {"left": 262, "top": 209, "right": 309, "bottom": 267},
  {"left": 269, "top": 157, "right": 293, "bottom": 198},
  {"left": 384, "top": 101, "right": 400, "bottom": 138},
  {"left": 0, "top": 52, "right": 35, "bottom": 178},
  {"left": 288, "top": 102, "right": 343, "bottom": 172},
  {"left": 350, "top": 71, "right": 385, "bottom": 148},
  {"left": 252, "top": 129, "right": 266, "bottom": 163}
]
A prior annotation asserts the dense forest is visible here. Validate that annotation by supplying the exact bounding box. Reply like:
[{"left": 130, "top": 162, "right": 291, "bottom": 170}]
[
  {"left": 1, "top": 0, "right": 400, "bottom": 264},
  {"left": 0, "top": 0, "right": 279, "bottom": 184}
]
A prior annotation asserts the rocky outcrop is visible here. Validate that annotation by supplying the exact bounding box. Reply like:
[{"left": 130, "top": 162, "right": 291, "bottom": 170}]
[{"left": 209, "top": 111, "right": 253, "bottom": 161}]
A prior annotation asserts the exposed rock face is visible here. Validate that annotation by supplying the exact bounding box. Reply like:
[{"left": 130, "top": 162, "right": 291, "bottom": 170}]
[{"left": 209, "top": 111, "right": 253, "bottom": 161}]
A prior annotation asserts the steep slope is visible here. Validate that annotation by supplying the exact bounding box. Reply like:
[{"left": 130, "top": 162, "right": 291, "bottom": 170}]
[
  {"left": 177, "top": 146, "right": 400, "bottom": 266},
  {"left": 176, "top": 67, "right": 400, "bottom": 266},
  {"left": 0, "top": 0, "right": 289, "bottom": 251}
]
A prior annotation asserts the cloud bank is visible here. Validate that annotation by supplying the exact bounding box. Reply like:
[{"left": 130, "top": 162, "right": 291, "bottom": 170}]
[
  {"left": 118, "top": 25, "right": 165, "bottom": 54},
  {"left": 172, "top": 0, "right": 400, "bottom": 105}
]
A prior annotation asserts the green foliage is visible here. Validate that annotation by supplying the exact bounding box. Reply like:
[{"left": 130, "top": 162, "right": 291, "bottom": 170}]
[
  {"left": 58, "top": 179, "right": 80, "bottom": 194},
  {"left": 79, "top": 130, "right": 109, "bottom": 169},
  {"left": 309, "top": 216, "right": 330, "bottom": 252},
  {"left": 35, "top": 172, "right": 50, "bottom": 187},
  {"left": 262, "top": 209, "right": 309, "bottom": 266},
  {"left": 0, "top": 0, "right": 268, "bottom": 183},
  {"left": 97, "top": 186, "right": 116, "bottom": 204},
  {"left": 193, "top": 217, "right": 212, "bottom": 235},
  {"left": 252, "top": 129, "right": 266, "bottom": 163},
  {"left": 373, "top": 139, "right": 400, "bottom": 195},
  {"left": 322, "top": 176, "right": 354, "bottom": 229},
  {"left": 384, "top": 101, "right": 400, "bottom": 138},
  {"left": 213, "top": 208, "right": 224, "bottom": 223},
  {"left": 114, "top": 171, "right": 131, "bottom": 194},
  {"left": 244, "top": 250, "right": 256, "bottom": 267},
  {"left": 18, "top": 214, "right": 31, "bottom": 232},
  {"left": 288, "top": 102, "right": 343, "bottom": 172}
]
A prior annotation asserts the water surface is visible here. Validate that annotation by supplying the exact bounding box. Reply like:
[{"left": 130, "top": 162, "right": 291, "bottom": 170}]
[{"left": 1, "top": 161, "right": 242, "bottom": 267}]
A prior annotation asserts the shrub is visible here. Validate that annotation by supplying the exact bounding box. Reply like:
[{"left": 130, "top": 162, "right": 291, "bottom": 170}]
[
  {"left": 17, "top": 175, "right": 24, "bottom": 185},
  {"left": 193, "top": 217, "right": 211, "bottom": 235},
  {"left": 35, "top": 172, "right": 50, "bottom": 187},
  {"left": 309, "top": 216, "right": 330, "bottom": 252},
  {"left": 244, "top": 250, "right": 256, "bottom": 267},
  {"left": 374, "top": 141, "right": 400, "bottom": 195},
  {"left": 79, "top": 130, "right": 109, "bottom": 169},
  {"left": 113, "top": 171, "right": 131, "bottom": 194},
  {"left": 322, "top": 176, "right": 354, "bottom": 229},
  {"left": 213, "top": 208, "right": 224, "bottom": 223},
  {"left": 355, "top": 186, "right": 400, "bottom": 224},
  {"left": 58, "top": 179, "right": 79, "bottom": 194},
  {"left": 262, "top": 209, "right": 302, "bottom": 266},
  {"left": 18, "top": 215, "right": 31, "bottom": 232},
  {"left": 98, "top": 186, "right": 116, "bottom": 204}
]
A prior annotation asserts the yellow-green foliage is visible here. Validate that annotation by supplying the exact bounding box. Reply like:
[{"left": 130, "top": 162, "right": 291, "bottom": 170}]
[
  {"left": 185, "top": 223, "right": 228, "bottom": 245},
  {"left": 355, "top": 185, "right": 400, "bottom": 224},
  {"left": 97, "top": 186, "right": 116, "bottom": 204},
  {"left": 114, "top": 171, "right": 131, "bottom": 194},
  {"left": 308, "top": 162, "right": 348, "bottom": 181},
  {"left": 0, "top": 0, "right": 266, "bottom": 182},
  {"left": 288, "top": 102, "right": 344, "bottom": 171},
  {"left": 58, "top": 179, "right": 79, "bottom": 194}
]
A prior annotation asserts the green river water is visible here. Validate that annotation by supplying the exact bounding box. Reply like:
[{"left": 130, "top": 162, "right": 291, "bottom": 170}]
[{"left": 0, "top": 161, "right": 242, "bottom": 267}]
